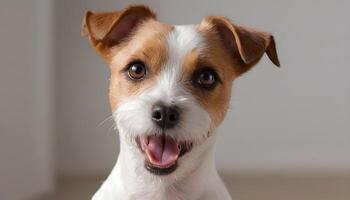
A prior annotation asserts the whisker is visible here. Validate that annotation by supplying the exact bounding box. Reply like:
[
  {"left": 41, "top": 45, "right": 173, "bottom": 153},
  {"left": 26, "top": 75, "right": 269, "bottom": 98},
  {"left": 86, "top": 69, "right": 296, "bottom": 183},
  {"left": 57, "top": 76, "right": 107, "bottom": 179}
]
[
  {"left": 107, "top": 122, "right": 117, "bottom": 134},
  {"left": 97, "top": 115, "right": 114, "bottom": 128}
]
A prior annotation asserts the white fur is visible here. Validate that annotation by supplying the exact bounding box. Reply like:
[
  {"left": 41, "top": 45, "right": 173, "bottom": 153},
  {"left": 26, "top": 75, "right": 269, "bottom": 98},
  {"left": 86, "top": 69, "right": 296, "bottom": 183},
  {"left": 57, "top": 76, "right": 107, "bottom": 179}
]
[{"left": 92, "top": 26, "right": 231, "bottom": 200}]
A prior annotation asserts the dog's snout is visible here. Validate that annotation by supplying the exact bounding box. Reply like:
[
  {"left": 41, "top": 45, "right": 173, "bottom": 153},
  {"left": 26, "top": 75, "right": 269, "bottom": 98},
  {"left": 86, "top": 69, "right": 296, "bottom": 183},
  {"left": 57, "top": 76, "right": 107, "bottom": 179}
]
[{"left": 151, "top": 104, "right": 180, "bottom": 129}]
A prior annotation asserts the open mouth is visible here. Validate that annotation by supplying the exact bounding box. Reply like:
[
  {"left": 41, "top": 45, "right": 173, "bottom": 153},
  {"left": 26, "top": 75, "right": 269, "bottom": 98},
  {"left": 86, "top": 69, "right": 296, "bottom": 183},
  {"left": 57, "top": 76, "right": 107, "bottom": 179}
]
[{"left": 136, "top": 135, "right": 193, "bottom": 175}]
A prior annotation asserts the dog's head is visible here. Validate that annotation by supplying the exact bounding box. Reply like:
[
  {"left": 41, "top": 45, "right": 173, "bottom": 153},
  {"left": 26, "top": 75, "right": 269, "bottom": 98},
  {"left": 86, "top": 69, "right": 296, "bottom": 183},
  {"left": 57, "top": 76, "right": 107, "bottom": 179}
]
[{"left": 82, "top": 5, "right": 279, "bottom": 178}]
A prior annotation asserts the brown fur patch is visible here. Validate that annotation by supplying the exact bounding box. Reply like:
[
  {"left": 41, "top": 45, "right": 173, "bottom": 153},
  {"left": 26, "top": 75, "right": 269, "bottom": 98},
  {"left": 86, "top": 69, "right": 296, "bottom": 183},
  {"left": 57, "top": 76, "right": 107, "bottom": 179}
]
[{"left": 108, "top": 19, "right": 172, "bottom": 110}]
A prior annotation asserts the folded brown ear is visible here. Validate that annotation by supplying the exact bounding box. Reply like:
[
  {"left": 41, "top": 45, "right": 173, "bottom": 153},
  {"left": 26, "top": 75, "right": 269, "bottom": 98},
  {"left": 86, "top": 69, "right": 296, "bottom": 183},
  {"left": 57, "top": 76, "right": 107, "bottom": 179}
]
[
  {"left": 203, "top": 16, "right": 280, "bottom": 74},
  {"left": 82, "top": 5, "right": 156, "bottom": 57}
]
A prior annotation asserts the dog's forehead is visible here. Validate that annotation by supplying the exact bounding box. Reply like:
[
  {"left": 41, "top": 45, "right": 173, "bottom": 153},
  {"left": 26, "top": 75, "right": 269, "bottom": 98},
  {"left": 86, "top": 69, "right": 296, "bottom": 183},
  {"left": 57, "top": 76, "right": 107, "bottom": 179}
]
[
  {"left": 157, "top": 24, "right": 205, "bottom": 84},
  {"left": 167, "top": 25, "right": 203, "bottom": 62},
  {"left": 111, "top": 21, "right": 207, "bottom": 76}
]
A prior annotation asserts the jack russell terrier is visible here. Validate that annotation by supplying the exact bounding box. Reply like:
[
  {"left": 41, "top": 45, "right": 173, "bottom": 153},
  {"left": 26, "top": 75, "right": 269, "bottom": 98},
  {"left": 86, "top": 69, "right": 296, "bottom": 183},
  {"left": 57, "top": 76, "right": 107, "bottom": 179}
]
[{"left": 82, "top": 5, "right": 280, "bottom": 200}]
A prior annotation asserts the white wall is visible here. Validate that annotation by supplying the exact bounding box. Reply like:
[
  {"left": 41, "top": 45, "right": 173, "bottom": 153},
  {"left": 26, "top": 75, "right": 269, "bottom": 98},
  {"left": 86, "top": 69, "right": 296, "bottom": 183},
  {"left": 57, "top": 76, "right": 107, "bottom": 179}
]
[
  {"left": 55, "top": 0, "right": 350, "bottom": 175},
  {"left": 54, "top": 0, "right": 118, "bottom": 175},
  {"left": 0, "top": 0, "right": 54, "bottom": 199}
]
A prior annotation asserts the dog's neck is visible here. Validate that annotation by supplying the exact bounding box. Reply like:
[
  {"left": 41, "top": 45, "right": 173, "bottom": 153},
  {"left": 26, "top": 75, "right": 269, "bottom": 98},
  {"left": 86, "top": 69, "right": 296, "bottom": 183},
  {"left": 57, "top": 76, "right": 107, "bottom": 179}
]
[{"left": 93, "top": 131, "right": 231, "bottom": 200}]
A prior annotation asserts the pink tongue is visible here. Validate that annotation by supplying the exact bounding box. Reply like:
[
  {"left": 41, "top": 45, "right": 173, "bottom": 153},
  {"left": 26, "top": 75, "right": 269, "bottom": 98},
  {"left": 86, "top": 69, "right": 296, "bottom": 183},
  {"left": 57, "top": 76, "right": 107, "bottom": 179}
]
[{"left": 141, "top": 135, "right": 179, "bottom": 168}]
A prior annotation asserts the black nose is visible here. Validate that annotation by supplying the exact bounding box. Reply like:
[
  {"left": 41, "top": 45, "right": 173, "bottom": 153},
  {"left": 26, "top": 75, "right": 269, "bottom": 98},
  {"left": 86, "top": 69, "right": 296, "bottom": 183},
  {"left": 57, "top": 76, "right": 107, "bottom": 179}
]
[{"left": 151, "top": 104, "right": 180, "bottom": 129}]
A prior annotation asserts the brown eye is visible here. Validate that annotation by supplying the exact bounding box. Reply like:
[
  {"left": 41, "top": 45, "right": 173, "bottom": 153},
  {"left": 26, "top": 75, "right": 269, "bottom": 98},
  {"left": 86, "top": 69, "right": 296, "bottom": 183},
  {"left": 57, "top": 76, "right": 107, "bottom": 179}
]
[
  {"left": 193, "top": 68, "right": 219, "bottom": 90},
  {"left": 198, "top": 71, "right": 215, "bottom": 86},
  {"left": 127, "top": 62, "right": 146, "bottom": 80}
]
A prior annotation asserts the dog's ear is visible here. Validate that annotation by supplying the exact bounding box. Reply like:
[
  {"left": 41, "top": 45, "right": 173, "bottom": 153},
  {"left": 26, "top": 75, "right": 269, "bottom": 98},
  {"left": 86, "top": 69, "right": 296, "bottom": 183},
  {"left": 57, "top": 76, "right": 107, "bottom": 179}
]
[
  {"left": 82, "top": 5, "right": 156, "bottom": 59},
  {"left": 201, "top": 16, "right": 280, "bottom": 75}
]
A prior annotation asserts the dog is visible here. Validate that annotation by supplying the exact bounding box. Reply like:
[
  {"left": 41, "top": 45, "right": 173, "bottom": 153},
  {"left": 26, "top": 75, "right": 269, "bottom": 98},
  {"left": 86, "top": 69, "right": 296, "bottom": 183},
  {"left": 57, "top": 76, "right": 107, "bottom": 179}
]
[{"left": 82, "top": 5, "right": 279, "bottom": 200}]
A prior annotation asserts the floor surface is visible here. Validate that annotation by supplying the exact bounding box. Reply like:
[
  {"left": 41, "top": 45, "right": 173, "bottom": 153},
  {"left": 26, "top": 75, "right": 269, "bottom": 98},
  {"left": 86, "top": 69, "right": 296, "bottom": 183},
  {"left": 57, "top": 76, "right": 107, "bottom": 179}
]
[{"left": 40, "top": 174, "right": 350, "bottom": 200}]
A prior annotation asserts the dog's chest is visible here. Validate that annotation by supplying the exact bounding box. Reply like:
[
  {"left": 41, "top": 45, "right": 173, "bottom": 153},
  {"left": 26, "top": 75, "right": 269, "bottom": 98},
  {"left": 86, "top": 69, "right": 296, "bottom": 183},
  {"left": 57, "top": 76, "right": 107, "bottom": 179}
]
[{"left": 128, "top": 187, "right": 192, "bottom": 200}]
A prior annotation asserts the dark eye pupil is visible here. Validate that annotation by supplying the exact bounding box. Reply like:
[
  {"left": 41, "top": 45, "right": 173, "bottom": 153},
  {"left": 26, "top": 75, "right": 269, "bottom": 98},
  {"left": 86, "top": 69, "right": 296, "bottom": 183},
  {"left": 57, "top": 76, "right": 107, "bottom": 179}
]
[
  {"left": 193, "top": 68, "right": 218, "bottom": 90},
  {"left": 128, "top": 62, "right": 145, "bottom": 80},
  {"left": 199, "top": 72, "right": 215, "bottom": 85},
  {"left": 131, "top": 65, "right": 143, "bottom": 74}
]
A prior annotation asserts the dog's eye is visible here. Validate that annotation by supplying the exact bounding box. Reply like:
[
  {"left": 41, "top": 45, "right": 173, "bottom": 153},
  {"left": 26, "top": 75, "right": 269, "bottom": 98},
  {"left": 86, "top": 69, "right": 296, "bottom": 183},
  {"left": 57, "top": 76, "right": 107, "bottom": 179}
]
[
  {"left": 193, "top": 68, "right": 218, "bottom": 90},
  {"left": 198, "top": 71, "right": 215, "bottom": 85},
  {"left": 127, "top": 62, "right": 146, "bottom": 80}
]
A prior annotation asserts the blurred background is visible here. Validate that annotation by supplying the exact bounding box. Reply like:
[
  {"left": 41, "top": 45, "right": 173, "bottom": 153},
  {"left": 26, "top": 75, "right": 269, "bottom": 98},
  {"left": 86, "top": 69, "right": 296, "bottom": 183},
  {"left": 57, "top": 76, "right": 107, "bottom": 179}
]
[{"left": 1, "top": 0, "right": 349, "bottom": 200}]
